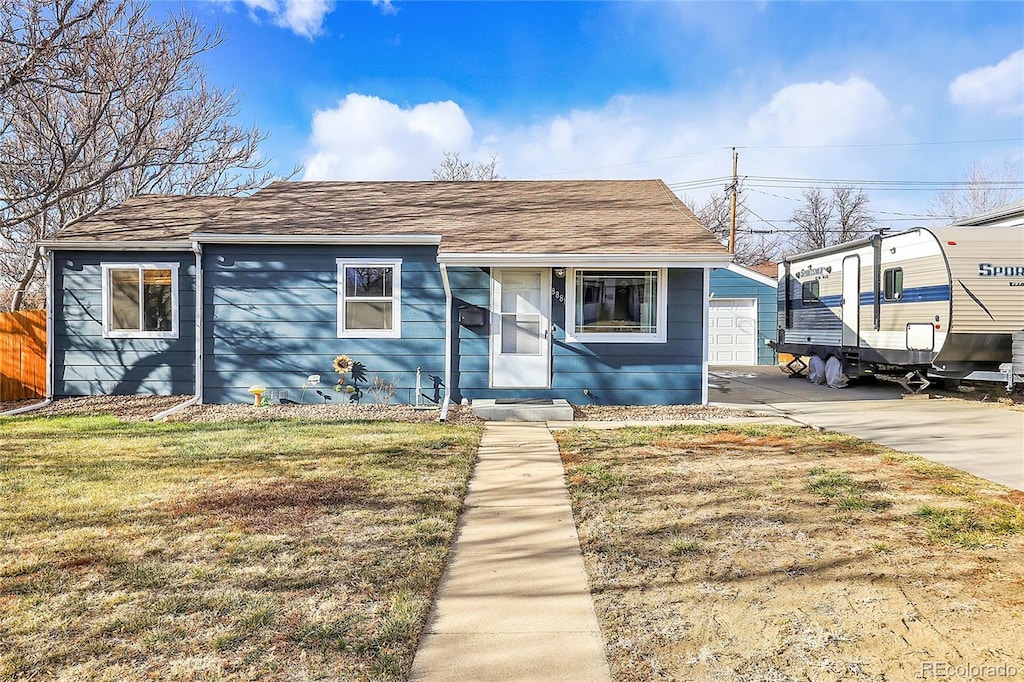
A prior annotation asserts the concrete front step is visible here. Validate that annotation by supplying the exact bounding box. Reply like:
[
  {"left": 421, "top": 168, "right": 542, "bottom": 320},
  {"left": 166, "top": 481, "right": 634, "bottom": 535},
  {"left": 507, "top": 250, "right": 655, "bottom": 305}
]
[{"left": 469, "top": 399, "right": 574, "bottom": 422}]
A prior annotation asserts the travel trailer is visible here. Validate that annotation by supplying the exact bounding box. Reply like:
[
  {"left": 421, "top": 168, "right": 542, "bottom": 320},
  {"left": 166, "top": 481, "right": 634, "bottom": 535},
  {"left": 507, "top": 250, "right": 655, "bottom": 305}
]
[{"left": 771, "top": 226, "right": 1024, "bottom": 391}]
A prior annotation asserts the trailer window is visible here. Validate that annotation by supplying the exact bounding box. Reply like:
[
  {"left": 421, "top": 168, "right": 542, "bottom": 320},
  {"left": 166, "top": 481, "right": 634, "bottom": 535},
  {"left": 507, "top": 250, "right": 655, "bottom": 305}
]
[
  {"left": 801, "top": 280, "right": 820, "bottom": 306},
  {"left": 883, "top": 268, "right": 903, "bottom": 301}
]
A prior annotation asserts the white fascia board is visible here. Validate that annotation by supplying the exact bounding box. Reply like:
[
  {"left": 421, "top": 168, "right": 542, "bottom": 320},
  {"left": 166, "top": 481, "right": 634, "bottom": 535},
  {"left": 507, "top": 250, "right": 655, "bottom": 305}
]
[
  {"left": 191, "top": 233, "right": 442, "bottom": 246},
  {"left": 437, "top": 252, "right": 734, "bottom": 268},
  {"left": 38, "top": 240, "right": 190, "bottom": 251},
  {"left": 725, "top": 263, "right": 777, "bottom": 287}
]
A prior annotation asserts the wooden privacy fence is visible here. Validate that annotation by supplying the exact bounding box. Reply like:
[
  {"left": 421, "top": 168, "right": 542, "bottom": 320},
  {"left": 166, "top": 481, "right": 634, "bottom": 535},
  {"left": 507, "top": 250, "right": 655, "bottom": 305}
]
[{"left": 0, "top": 309, "right": 46, "bottom": 401}]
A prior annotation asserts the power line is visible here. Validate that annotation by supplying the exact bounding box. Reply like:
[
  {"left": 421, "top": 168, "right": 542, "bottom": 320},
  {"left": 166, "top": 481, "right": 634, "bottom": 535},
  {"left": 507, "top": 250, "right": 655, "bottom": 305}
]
[
  {"left": 667, "top": 175, "right": 1023, "bottom": 194},
  {"left": 745, "top": 187, "right": 947, "bottom": 219},
  {"left": 523, "top": 136, "right": 1023, "bottom": 180},
  {"left": 734, "top": 137, "right": 1023, "bottom": 150}
]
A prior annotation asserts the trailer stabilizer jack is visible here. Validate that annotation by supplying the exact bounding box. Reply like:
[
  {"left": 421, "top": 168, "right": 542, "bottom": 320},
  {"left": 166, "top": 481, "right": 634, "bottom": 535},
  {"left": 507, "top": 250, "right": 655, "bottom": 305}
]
[{"left": 898, "top": 370, "right": 931, "bottom": 394}]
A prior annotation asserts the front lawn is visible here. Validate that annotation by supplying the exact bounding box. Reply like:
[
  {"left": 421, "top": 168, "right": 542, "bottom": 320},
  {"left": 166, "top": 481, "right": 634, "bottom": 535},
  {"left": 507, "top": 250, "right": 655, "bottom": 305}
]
[
  {"left": 556, "top": 424, "right": 1024, "bottom": 681},
  {"left": 0, "top": 416, "right": 481, "bottom": 680}
]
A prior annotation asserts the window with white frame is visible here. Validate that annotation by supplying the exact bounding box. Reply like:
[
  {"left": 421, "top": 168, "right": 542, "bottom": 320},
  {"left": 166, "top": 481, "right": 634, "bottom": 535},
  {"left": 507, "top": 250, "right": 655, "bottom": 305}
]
[
  {"left": 565, "top": 269, "right": 667, "bottom": 343},
  {"left": 337, "top": 259, "right": 402, "bottom": 338},
  {"left": 101, "top": 263, "right": 179, "bottom": 338}
]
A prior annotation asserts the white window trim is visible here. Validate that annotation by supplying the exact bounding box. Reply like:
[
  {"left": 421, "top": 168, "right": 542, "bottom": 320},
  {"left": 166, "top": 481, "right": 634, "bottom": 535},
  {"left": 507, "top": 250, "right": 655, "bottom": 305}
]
[
  {"left": 336, "top": 258, "right": 402, "bottom": 339},
  {"left": 564, "top": 267, "right": 668, "bottom": 344},
  {"left": 101, "top": 262, "right": 180, "bottom": 339}
]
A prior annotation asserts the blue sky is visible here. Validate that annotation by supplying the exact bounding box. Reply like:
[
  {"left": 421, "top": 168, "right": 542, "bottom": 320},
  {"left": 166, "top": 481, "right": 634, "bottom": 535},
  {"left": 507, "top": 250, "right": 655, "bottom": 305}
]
[{"left": 167, "top": 1, "right": 1023, "bottom": 228}]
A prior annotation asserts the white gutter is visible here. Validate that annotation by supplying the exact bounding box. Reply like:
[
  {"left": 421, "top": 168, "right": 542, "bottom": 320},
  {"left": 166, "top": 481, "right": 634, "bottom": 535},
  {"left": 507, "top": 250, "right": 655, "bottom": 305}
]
[
  {"left": 36, "top": 240, "right": 189, "bottom": 251},
  {"left": 702, "top": 266, "right": 711, "bottom": 406},
  {"left": 3, "top": 247, "right": 56, "bottom": 417},
  {"left": 191, "top": 233, "right": 442, "bottom": 246},
  {"left": 437, "top": 252, "right": 734, "bottom": 267},
  {"left": 192, "top": 241, "right": 204, "bottom": 405},
  {"left": 438, "top": 262, "right": 453, "bottom": 423}
]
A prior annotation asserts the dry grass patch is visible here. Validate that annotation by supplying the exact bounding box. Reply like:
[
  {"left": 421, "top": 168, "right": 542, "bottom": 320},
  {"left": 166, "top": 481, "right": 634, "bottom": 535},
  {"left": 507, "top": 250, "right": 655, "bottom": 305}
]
[
  {"left": 556, "top": 424, "right": 1024, "bottom": 681},
  {"left": 0, "top": 415, "right": 480, "bottom": 680}
]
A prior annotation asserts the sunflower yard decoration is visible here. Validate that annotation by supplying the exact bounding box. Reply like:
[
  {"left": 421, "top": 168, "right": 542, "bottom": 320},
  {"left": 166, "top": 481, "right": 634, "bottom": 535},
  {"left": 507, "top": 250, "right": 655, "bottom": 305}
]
[{"left": 332, "top": 355, "right": 367, "bottom": 402}]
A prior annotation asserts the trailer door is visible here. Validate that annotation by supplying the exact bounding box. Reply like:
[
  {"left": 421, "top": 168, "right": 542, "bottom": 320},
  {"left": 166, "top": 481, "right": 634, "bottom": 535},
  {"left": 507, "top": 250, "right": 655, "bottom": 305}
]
[{"left": 842, "top": 255, "right": 860, "bottom": 347}]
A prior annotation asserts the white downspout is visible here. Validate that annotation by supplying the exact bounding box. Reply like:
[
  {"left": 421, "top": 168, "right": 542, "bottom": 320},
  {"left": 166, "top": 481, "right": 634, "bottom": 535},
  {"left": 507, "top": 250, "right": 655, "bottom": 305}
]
[
  {"left": 439, "top": 262, "right": 453, "bottom": 422},
  {"left": 151, "top": 242, "right": 203, "bottom": 421},
  {"left": 0, "top": 247, "right": 54, "bottom": 417},
  {"left": 702, "top": 266, "right": 711, "bottom": 406},
  {"left": 192, "top": 241, "right": 203, "bottom": 405}
]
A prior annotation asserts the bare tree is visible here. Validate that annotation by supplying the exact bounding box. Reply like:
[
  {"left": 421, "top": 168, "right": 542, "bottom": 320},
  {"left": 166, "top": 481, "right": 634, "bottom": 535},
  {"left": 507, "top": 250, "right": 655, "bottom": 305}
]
[
  {"left": 0, "top": 0, "right": 280, "bottom": 311},
  {"left": 431, "top": 151, "right": 503, "bottom": 181},
  {"left": 693, "top": 187, "right": 779, "bottom": 266},
  {"left": 789, "top": 186, "right": 875, "bottom": 254},
  {"left": 929, "top": 161, "right": 1024, "bottom": 221}
]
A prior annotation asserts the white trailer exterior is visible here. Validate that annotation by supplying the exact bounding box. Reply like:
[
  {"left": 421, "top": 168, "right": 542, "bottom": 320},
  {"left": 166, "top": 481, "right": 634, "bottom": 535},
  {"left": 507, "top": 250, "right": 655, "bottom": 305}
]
[{"left": 773, "top": 227, "right": 1024, "bottom": 384}]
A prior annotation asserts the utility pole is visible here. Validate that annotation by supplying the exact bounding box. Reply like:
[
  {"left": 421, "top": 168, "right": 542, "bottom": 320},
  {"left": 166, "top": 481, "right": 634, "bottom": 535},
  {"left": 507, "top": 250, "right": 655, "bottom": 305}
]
[{"left": 728, "top": 147, "right": 738, "bottom": 254}]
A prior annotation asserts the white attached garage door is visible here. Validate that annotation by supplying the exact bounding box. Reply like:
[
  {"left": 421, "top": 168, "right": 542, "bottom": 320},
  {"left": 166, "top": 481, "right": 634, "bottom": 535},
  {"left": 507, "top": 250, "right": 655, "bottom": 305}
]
[{"left": 708, "top": 298, "right": 757, "bottom": 365}]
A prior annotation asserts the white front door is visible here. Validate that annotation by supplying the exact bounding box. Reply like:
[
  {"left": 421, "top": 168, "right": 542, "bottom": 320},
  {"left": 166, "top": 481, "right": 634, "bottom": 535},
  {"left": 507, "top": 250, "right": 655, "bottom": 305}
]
[
  {"left": 491, "top": 268, "right": 551, "bottom": 388},
  {"left": 842, "top": 255, "right": 860, "bottom": 347}
]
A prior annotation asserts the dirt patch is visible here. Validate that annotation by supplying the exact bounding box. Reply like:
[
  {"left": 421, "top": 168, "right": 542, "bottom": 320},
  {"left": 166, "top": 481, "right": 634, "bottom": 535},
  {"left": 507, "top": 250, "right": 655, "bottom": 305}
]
[
  {"left": 557, "top": 425, "right": 1024, "bottom": 681},
  {"left": 173, "top": 476, "right": 374, "bottom": 533}
]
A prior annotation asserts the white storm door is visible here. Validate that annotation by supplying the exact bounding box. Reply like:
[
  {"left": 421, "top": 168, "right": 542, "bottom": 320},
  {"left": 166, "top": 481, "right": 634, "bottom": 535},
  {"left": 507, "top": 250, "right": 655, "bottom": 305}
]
[
  {"left": 491, "top": 268, "right": 551, "bottom": 388},
  {"left": 842, "top": 255, "right": 860, "bottom": 347}
]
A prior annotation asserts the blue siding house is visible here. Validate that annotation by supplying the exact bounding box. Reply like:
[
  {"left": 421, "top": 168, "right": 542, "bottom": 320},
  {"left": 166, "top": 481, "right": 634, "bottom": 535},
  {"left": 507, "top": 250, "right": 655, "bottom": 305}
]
[
  {"left": 41, "top": 181, "right": 732, "bottom": 413},
  {"left": 708, "top": 264, "right": 778, "bottom": 365}
]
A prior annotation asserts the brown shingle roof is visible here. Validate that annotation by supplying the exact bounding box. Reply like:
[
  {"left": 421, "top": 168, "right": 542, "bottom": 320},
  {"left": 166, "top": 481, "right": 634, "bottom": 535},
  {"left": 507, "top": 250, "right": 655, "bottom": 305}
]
[
  {"left": 54, "top": 180, "right": 727, "bottom": 256},
  {"left": 54, "top": 195, "right": 240, "bottom": 242}
]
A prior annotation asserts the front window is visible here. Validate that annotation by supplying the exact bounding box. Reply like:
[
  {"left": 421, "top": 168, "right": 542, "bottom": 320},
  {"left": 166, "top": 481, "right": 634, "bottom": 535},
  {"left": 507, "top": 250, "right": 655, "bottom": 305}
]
[
  {"left": 102, "top": 264, "right": 178, "bottom": 338},
  {"left": 566, "top": 269, "right": 666, "bottom": 343},
  {"left": 337, "top": 259, "right": 402, "bottom": 338},
  {"left": 883, "top": 268, "right": 904, "bottom": 301}
]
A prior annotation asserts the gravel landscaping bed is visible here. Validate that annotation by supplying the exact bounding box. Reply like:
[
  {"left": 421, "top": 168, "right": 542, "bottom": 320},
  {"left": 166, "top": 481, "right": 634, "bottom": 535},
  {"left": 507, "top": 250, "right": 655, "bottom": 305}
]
[
  {"left": 4, "top": 395, "right": 761, "bottom": 423},
  {"left": 572, "top": 403, "right": 760, "bottom": 420},
  {"left": 173, "top": 401, "right": 481, "bottom": 425},
  {"left": 1, "top": 395, "right": 189, "bottom": 421}
]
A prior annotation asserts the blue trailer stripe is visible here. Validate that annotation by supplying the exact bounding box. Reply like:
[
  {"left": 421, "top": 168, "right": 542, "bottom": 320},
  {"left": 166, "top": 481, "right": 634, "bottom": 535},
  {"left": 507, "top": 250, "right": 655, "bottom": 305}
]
[{"left": 817, "top": 284, "right": 950, "bottom": 308}]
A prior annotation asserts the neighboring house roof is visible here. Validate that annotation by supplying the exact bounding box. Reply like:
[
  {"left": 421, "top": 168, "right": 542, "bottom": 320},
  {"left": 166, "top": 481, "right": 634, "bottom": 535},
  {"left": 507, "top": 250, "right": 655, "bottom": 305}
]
[
  {"left": 53, "top": 195, "right": 241, "bottom": 243},
  {"left": 724, "top": 263, "right": 776, "bottom": 287},
  {"left": 742, "top": 262, "right": 779, "bottom": 279},
  {"left": 47, "top": 180, "right": 729, "bottom": 259},
  {"left": 949, "top": 199, "right": 1024, "bottom": 228}
]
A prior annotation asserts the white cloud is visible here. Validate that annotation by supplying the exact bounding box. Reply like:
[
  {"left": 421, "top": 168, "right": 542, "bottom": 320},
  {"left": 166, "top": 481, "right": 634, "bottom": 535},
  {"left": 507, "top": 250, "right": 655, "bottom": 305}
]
[
  {"left": 239, "top": 0, "right": 335, "bottom": 38},
  {"left": 372, "top": 0, "right": 398, "bottom": 16},
  {"left": 299, "top": 81, "right": 1001, "bottom": 227},
  {"left": 747, "top": 77, "right": 892, "bottom": 146},
  {"left": 949, "top": 49, "right": 1024, "bottom": 116},
  {"left": 302, "top": 94, "right": 474, "bottom": 180}
]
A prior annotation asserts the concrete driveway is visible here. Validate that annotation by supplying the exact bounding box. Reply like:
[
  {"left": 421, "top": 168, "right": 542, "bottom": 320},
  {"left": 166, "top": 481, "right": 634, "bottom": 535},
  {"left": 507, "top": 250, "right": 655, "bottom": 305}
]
[{"left": 710, "top": 367, "right": 1024, "bottom": 491}]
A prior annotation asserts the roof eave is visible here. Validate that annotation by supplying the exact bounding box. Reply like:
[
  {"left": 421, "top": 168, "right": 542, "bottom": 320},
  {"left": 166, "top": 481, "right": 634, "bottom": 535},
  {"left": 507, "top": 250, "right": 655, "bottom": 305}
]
[
  {"left": 190, "top": 232, "right": 443, "bottom": 245},
  {"left": 436, "top": 252, "right": 734, "bottom": 267},
  {"left": 38, "top": 240, "right": 191, "bottom": 251}
]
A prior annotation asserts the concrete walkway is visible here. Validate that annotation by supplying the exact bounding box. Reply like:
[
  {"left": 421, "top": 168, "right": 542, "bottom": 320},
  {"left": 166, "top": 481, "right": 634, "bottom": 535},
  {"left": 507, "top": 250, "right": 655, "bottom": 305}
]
[{"left": 409, "top": 422, "right": 611, "bottom": 681}]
